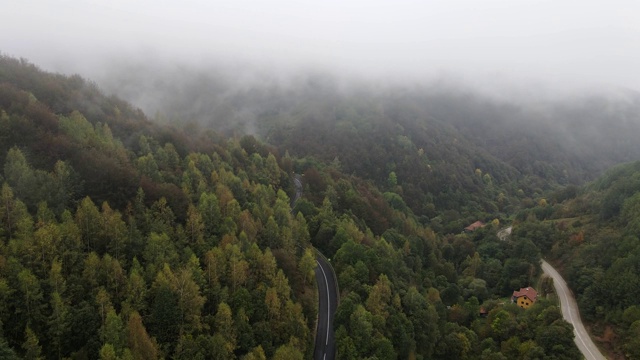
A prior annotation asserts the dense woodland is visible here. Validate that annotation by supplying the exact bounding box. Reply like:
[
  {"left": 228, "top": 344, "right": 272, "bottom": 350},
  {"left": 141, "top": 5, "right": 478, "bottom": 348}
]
[
  {"left": 3, "top": 54, "right": 638, "bottom": 359},
  {"left": 97, "top": 62, "right": 640, "bottom": 221},
  {"left": 515, "top": 161, "right": 640, "bottom": 359}
]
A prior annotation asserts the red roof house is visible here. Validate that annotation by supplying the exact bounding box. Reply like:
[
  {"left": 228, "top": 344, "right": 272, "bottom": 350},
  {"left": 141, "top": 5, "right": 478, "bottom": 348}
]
[
  {"left": 464, "top": 221, "right": 485, "bottom": 232},
  {"left": 512, "top": 287, "right": 538, "bottom": 309}
]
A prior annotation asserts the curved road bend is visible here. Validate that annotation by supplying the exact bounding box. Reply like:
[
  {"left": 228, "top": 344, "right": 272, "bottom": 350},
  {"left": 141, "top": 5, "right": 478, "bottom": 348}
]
[
  {"left": 313, "top": 255, "right": 338, "bottom": 360},
  {"left": 541, "top": 260, "right": 607, "bottom": 360}
]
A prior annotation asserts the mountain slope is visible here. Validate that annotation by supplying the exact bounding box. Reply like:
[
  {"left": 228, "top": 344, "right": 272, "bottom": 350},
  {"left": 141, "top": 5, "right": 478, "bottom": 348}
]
[
  {"left": 519, "top": 160, "right": 640, "bottom": 358},
  {"left": 96, "top": 63, "right": 640, "bottom": 223},
  {"left": 0, "top": 55, "right": 585, "bottom": 360}
]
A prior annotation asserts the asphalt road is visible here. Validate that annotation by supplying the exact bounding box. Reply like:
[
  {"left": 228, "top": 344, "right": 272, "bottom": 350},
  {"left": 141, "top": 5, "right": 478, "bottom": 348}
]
[
  {"left": 289, "top": 174, "right": 338, "bottom": 359},
  {"left": 541, "top": 260, "right": 607, "bottom": 360},
  {"left": 291, "top": 175, "right": 303, "bottom": 209},
  {"left": 313, "top": 255, "right": 338, "bottom": 360}
]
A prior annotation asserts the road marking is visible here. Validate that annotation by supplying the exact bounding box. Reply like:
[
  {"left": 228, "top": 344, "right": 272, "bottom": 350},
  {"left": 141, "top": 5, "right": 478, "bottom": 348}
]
[
  {"left": 543, "top": 261, "right": 601, "bottom": 360},
  {"left": 317, "top": 260, "right": 331, "bottom": 346}
]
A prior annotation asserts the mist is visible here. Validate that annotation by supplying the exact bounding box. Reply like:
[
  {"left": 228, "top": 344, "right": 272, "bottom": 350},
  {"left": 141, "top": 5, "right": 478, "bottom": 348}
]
[
  {"left": 3, "top": 0, "right": 640, "bottom": 152},
  {"left": 3, "top": 0, "right": 640, "bottom": 95}
]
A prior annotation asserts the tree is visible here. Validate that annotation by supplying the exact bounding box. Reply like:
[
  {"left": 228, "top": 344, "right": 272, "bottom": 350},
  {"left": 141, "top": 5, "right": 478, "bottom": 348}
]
[
  {"left": 298, "top": 249, "right": 316, "bottom": 288},
  {"left": 75, "top": 197, "right": 101, "bottom": 252},
  {"left": 0, "top": 183, "right": 16, "bottom": 239},
  {"left": 95, "top": 287, "right": 113, "bottom": 325},
  {"left": 335, "top": 326, "right": 358, "bottom": 360},
  {"left": 148, "top": 198, "right": 176, "bottom": 236},
  {"left": 535, "top": 320, "right": 579, "bottom": 358},
  {"left": 234, "top": 308, "right": 255, "bottom": 353},
  {"left": 17, "top": 268, "right": 44, "bottom": 323},
  {"left": 101, "top": 309, "right": 125, "bottom": 355},
  {"left": 102, "top": 255, "right": 126, "bottom": 304},
  {"left": 261, "top": 216, "right": 280, "bottom": 249},
  {"left": 0, "top": 336, "right": 20, "bottom": 360},
  {"left": 143, "top": 232, "right": 178, "bottom": 277},
  {"left": 349, "top": 305, "right": 374, "bottom": 356},
  {"left": 204, "top": 247, "right": 226, "bottom": 288},
  {"left": 244, "top": 345, "right": 267, "bottom": 360},
  {"left": 272, "top": 341, "right": 304, "bottom": 360},
  {"left": 48, "top": 259, "right": 66, "bottom": 295},
  {"left": 67, "top": 300, "right": 102, "bottom": 359},
  {"left": 48, "top": 292, "right": 68, "bottom": 359},
  {"left": 22, "top": 326, "right": 43, "bottom": 360},
  {"left": 31, "top": 222, "right": 61, "bottom": 275},
  {"left": 123, "top": 268, "right": 147, "bottom": 315},
  {"left": 214, "top": 302, "right": 237, "bottom": 358},
  {"left": 225, "top": 244, "right": 248, "bottom": 293},
  {"left": 264, "top": 153, "right": 281, "bottom": 187},
  {"left": 198, "top": 192, "right": 222, "bottom": 241},
  {"left": 490, "top": 310, "right": 516, "bottom": 341},
  {"left": 136, "top": 154, "right": 162, "bottom": 182},
  {"left": 265, "top": 287, "right": 281, "bottom": 321},
  {"left": 171, "top": 267, "right": 205, "bottom": 333},
  {"left": 149, "top": 284, "right": 180, "bottom": 345},
  {"left": 0, "top": 279, "right": 14, "bottom": 332},
  {"left": 173, "top": 334, "right": 205, "bottom": 360},
  {"left": 127, "top": 311, "right": 159, "bottom": 360},
  {"left": 3, "top": 147, "right": 36, "bottom": 206},
  {"left": 184, "top": 204, "right": 205, "bottom": 247},
  {"left": 366, "top": 274, "right": 392, "bottom": 319},
  {"left": 210, "top": 333, "right": 234, "bottom": 360},
  {"left": 215, "top": 302, "right": 235, "bottom": 346},
  {"left": 100, "top": 202, "right": 128, "bottom": 261},
  {"left": 99, "top": 343, "right": 118, "bottom": 360},
  {"left": 387, "top": 171, "right": 398, "bottom": 188}
]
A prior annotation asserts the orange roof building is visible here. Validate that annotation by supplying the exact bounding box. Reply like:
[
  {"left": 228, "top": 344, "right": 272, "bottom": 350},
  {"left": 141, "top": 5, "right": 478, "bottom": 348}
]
[
  {"left": 512, "top": 287, "right": 538, "bottom": 309},
  {"left": 464, "top": 221, "right": 485, "bottom": 232}
]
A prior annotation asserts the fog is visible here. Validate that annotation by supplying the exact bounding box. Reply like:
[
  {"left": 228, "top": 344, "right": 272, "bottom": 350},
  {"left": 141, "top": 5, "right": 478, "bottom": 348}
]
[{"left": 2, "top": 0, "right": 640, "bottom": 94}]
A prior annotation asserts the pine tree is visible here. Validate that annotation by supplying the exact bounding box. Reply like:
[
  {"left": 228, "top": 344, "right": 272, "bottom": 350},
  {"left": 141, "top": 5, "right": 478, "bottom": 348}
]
[{"left": 22, "top": 326, "right": 43, "bottom": 360}]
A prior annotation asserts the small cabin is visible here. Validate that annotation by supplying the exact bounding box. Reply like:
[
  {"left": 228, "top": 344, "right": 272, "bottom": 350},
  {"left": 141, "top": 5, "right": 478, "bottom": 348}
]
[{"left": 479, "top": 307, "right": 488, "bottom": 317}]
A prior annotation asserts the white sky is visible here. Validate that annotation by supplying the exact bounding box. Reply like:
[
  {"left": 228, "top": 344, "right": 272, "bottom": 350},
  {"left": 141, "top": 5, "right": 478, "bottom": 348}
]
[{"left": 2, "top": 0, "right": 640, "bottom": 91}]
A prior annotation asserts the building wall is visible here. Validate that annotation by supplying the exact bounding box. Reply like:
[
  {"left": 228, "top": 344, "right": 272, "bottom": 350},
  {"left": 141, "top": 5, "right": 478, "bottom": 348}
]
[{"left": 516, "top": 296, "right": 534, "bottom": 309}]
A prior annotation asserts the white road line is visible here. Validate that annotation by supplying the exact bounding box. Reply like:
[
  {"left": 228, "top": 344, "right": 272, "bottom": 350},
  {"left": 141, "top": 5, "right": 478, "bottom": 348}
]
[{"left": 317, "top": 260, "right": 330, "bottom": 346}]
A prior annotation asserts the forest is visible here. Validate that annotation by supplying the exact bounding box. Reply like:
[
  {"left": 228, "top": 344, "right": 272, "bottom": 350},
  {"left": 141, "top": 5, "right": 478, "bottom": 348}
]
[
  {"left": 2, "top": 53, "right": 638, "bottom": 359},
  {"left": 515, "top": 160, "right": 640, "bottom": 358}
]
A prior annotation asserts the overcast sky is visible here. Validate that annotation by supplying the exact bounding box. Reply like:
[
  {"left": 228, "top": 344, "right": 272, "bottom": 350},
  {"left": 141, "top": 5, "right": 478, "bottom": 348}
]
[{"left": 2, "top": 0, "right": 640, "bottom": 91}]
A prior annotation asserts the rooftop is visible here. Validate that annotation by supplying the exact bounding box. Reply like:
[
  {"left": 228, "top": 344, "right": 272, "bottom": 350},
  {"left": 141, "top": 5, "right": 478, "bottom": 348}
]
[{"left": 512, "top": 287, "right": 538, "bottom": 301}]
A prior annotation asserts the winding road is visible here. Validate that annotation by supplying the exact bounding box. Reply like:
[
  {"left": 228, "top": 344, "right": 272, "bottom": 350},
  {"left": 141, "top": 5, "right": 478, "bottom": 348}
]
[
  {"left": 313, "top": 255, "right": 338, "bottom": 360},
  {"left": 541, "top": 260, "right": 607, "bottom": 360},
  {"left": 290, "top": 175, "right": 303, "bottom": 209},
  {"left": 290, "top": 174, "right": 338, "bottom": 360}
]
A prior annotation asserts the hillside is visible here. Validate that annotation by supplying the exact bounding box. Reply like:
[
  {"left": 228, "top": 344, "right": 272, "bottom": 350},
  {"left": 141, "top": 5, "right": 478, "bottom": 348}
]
[
  {"left": 0, "top": 54, "right": 588, "bottom": 359},
  {"left": 96, "top": 62, "right": 640, "bottom": 223},
  {"left": 517, "top": 160, "right": 640, "bottom": 358}
]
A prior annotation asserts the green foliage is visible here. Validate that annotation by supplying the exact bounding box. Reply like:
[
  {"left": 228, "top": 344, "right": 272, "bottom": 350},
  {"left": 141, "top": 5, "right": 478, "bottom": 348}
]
[
  {"left": 523, "top": 160, "right": 640, "bottom": 357},
  {"left": 0, "top": 54, "right": 586, "bottom": 359}
]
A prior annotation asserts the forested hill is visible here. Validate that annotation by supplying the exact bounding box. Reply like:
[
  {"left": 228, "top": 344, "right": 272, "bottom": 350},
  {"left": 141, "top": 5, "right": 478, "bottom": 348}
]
[
  {"left": 516, "top": 160, "right": 640, "bottom": 358},
  {"left": 0, "top": 55, "right": 586, "bottom": 359},
  {"left": 96, "top": 62, "right": 640, "bottom": 220}
]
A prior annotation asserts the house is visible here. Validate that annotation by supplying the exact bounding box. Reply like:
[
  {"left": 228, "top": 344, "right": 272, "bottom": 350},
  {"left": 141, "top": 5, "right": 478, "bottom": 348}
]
[
  {"left": 512, "top": 287, "right": 538, "bottom": 309},
  {"left": 479, "top": 307, "right": 488, "bottom": 317},
  {"left": 464, "top": 221, "right": 485, "bottom": 232}
]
